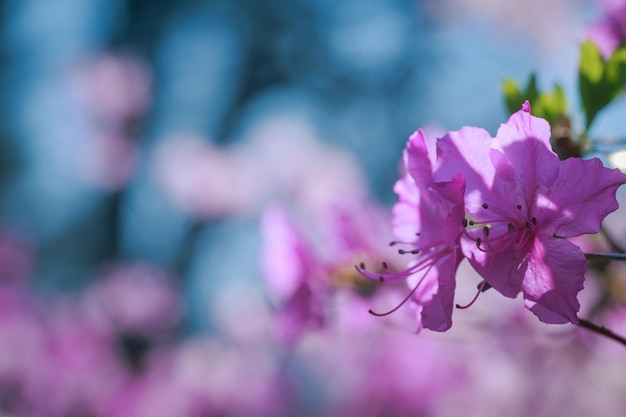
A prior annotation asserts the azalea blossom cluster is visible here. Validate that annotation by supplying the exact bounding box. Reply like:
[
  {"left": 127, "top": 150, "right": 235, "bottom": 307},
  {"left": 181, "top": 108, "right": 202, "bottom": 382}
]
[
  {"left": 359, "top": 102, "right": 626, "bottom": 332},
  {"left": 0, "top": 247, "right": 290, "bottom": 417}
]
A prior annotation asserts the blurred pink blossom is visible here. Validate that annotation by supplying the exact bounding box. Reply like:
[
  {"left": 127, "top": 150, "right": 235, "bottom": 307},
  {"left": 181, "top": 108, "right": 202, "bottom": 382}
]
[
  {"left": 260, "top": 195, "right": 409, "bottom": 343},
  {"left": 67, "top": 53, "right": 151, "bottom": 191},
  {"left": 0, "top": 229, "right": 34, "bottom": 285},
  {"left": 586, "top": 0, "right": 626, "bottom": 57},
  {"left": 71, "top": 53, "right": 152, "bottom": 127},
  {"left": 153, "top": 114, "right": 367, "bottom": 220},
  {"left": 84, "top": 263, "right": 182, "bottom": 338}
]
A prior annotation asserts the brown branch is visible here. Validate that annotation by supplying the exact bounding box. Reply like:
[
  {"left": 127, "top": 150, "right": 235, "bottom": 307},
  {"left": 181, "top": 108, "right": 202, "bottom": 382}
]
[{"left": 577, "top": 316, "right": 626, "bottom": 348}]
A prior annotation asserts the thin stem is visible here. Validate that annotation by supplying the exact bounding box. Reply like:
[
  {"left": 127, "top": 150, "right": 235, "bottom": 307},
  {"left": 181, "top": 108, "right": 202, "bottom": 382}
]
[
  {"left": 584, "top": 252, "right": 626, "bottom": 261},
  {"left": 577, "top": 316, "right": 626, "bottom": 347}
]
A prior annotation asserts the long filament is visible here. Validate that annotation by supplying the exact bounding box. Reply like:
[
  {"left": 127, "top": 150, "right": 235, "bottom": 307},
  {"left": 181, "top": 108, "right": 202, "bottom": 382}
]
[
  {"left": 368, "top": 255, "right": 442, "bottom": 317},
  {"left": 455, "top": 279, "right": 488, "bottom": 309}
]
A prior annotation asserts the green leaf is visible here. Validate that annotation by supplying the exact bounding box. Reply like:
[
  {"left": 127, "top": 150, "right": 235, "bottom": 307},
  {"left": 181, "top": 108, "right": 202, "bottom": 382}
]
[
  {"left": 535, "top": 83, "right": 567, "bottom": 124},
  {"left": 605, "top": 46, "right": 626, "bottom": 96},
  {"left": 501, "top": 75, "right": 568, "bottom": 127},
  {"left": 502, "top": 78, "right": 522, "bottom": 115},
  {"left": 502, "top": 74, "right": 539, "bottom": 115},
  {"left": 578, "top": 40, "right": 626, "bottom": 130}
]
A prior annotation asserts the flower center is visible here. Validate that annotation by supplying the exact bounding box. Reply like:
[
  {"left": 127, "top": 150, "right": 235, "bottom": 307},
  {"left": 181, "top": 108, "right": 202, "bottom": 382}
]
[{"left": 463, "top": 202, "right": 538, "bottom": 255}]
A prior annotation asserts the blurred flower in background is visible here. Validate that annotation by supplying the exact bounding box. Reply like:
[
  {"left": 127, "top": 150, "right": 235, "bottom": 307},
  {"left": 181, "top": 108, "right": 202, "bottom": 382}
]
[{"left": 0, "top": 0, "right": 626, "bottom": 416}]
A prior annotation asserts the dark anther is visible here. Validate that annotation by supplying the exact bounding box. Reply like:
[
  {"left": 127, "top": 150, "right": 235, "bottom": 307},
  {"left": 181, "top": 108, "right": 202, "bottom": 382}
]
[
  {"left": 508, "top": 223, "right": 515, "bottom": 232},
  {"left": 415, "top": 232, "right": 421, "bottom": 236},
  {"left": 516, "top": 204, "right": 522, "bottom": 210},
  {"left": 389, "top": 241, "right": 397, "bottom": 247},
  {"left": 531, "top": 217, "right": 537, "bottom": 225},
  {"left": 477, "top": 281, "right": 492, "bottom": 292},
  {"left": 476, "top": 237, "right": 482, "bottom": 247},
  {"left": 482, "top": 203, "right": 489, "bottom": 209},
  {"left": 382, "top": 262, "right": 388, "bottom": 269},
  {"left": 379, "top": 276, "right": 384, "bottom": 283},
  {"left": 469, "top": 220, "right": 475, "bottom": 226},
  {"left": 482, "top": 226, "right": 490, "bottom": 237},
  {"left": 462, "top": 218, "right": 468, "bottom": 227},
  {"left": 411, "top": 249, "right": 419, "bottom": 254},
  {"left": 359, "top": 262, "right": 366, "bottom": 269},
  {"left": 398, "top": 249, "right": 407, "bottom": 254},
  {"left": 525, "top": 221, "right": 532, "bottom": 229}
]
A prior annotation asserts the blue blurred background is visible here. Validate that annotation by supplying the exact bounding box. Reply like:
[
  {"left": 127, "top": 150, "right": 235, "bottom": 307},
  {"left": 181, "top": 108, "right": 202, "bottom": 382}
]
[
  {"left": 1, "top": 1, "right": 622, "bottom": 415},
  {"left": 0, "top": 0, "right": 594, "bottom": 303}
]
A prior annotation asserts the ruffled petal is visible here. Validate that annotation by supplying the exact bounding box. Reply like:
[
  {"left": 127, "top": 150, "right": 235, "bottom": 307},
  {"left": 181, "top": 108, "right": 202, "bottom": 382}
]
[
  {"left": 494, "top": 105, "right": 560, "bottom": 204},
  {"left": 460, "top": 234, "right": 527, "bottom": 298},
  {"left": 393, "top": 144, "right": 466, "bottom": 247},
  {"left": 522, "top": 237, "right": 586, "bottom": 324},
  {"left": 392, "top": 174, "right": 421, "bottom": 243},
  {"left": 409, "top": 249, "right": 462, "bottom": 332},
  {"left": 405, "top": 130, "right": 434, "bottom": 188},
  {"left": 434, "top": 175, "right": 467, "bottom": 246},
  {"left": 539, "top": 157, "right": 626, "bottom": 237},
  {"left": 434, "top": 126, "right": 494, "bottom": 212},
  {"left": 260, "top": 206, "right": 313, "bottom": 299}
]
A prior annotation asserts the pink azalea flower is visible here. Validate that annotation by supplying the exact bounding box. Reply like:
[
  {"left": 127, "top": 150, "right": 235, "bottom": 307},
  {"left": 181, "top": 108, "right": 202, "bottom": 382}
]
[
  {"left": 358, "top": 130, "right": 466, "bottom": 332},
  {"left": 435, "top": 102, "right": 626, "bottom": 324},
  {"left": 260, "top": 191, "right": 409, "bottom": 340},
  {"left": 260, "top": 205, "right": 330, "bottom": 343}
]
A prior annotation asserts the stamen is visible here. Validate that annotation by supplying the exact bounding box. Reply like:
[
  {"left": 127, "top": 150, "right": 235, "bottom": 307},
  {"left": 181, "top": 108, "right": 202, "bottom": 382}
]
[
  {"left": 379, "top": 276, "right": 384, "bottom": 282},
  {"left": 462, "top": 218, "right": 468, "bottom": 227},
  {"left": 516, "top": 204, "right": 522, "bottom": 210},
  {"left": 359, "top": 262, "right": 366, "bottom": 270},
  {"left": 411, "top": 249, "right": 419, "bottom": 254},
  {"left": 482, "top": 203, "right": 489, "bottom": 209},
  {"left": 531, "top": 217, "right": 537, "bottom": 225},
  {"left": 477, "top": 281, "right": 492, "bottom": 292},
  {"left": 382, "top": 262, "right": 388, "bottom": 269},
  {"left": 469, "top": 220, "right": 475, "bottom": 226},
  {"left": 525, "top": 221, "right": 532, "bottom": 229},
  {"left": 476, "top": 237, "right": 482, "bottom": 248},
  {"left": 456, "top": 280, "right": 489, "bottom": 309},
  {"left": 368, "top": 260, "right": 438, "bottom": 317},
  {"left": 482, "top": 227, "right": 490, "bottom": 238},
  {"left": 514, "top": 229, "right": 532, "bottom": 249},
  {"left": 508, "top": 223, "right": 515, "bottom": 232}
]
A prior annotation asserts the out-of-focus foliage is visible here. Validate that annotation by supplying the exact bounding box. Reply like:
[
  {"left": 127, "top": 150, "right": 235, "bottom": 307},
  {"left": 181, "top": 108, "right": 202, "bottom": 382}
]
[
  {"left": 502, "top": 74, "right": 567, "bottom": 127},
  {"left": 579, "top": 40, "right": 626, "bottom": 130}
]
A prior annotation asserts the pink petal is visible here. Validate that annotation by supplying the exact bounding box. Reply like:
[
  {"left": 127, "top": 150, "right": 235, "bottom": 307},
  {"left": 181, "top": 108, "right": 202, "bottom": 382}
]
[
  {"left": 260, "top": 206, "right": 313, "bottom": 299},
  {"left": 392, "top": 175, "right": 421, "bottom": 243},
  {"left": 495, "top": 102, "right": 552, "bottom": 152},
  {"left": 434, "top": 126, "right": 494, "bottom": 212},
  {"left": 393, "top": 149, "right": 466, "bottom": 247},
  {"left": 460, "top": 234, "right": 527, "bottom": 299},
  {"left": 411, "top": 250, "right": 462, "bottom": 332},
  {"left": 405, "top": 130, "right": 434, "bottom": 188},
  {"left": 432, "top": 174, "right": 466, "bottom": 246},
  {"left": 540, "top": 157, "right": 626, "bottom": 237},
  {"left": 521, "top": 237, "right": 586, "bottom": 324},
  {"left": 493, "top": 106, "right": 560, "bottom": 204}
]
